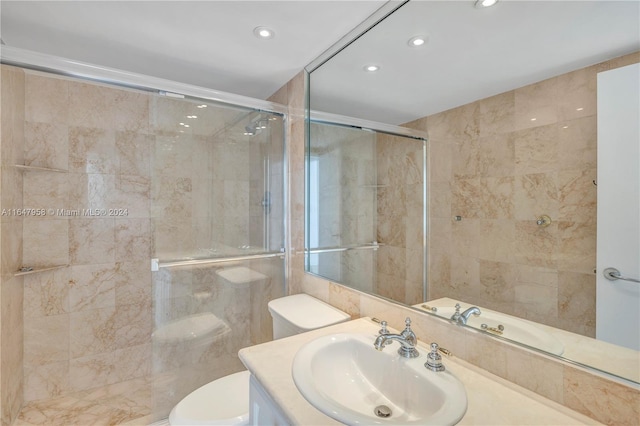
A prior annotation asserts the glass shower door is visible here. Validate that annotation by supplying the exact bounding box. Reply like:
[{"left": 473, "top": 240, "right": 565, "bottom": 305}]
[{"left": 148, "top": 94, "right": 285, "bottom": 421}]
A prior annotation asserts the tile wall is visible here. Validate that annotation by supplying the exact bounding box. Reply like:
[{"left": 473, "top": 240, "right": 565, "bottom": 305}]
[
  {"left": 409, "top": 52, "right": 640, "bottom": 337},
  {"left": 375, "top": 133, "right": 424, "bottom": 305},
  {"left": 1, "top": 65, "right": 26, "bottom": 426}
]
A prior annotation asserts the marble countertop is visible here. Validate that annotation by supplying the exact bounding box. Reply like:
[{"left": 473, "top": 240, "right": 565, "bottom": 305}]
[{"left": 238, "top": 317, "right": 601, "bottom": 425}]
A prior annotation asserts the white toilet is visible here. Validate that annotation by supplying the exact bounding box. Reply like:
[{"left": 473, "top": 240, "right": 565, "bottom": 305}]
[{"left": 168, "top": 294, "right": 350, "bottom": 425}]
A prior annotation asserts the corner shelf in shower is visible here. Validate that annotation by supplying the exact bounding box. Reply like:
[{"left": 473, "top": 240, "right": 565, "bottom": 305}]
[
  {"left": 15, "top": 164, "right": 68, "bottom": 173},
  {"left": 14, "top": 264, "right": 68, "bottom": 277}
]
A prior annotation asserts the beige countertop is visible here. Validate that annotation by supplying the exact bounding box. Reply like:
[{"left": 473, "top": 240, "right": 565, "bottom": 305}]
[{"left": 238, "top": 317, "right": 600, "bottom": 426}]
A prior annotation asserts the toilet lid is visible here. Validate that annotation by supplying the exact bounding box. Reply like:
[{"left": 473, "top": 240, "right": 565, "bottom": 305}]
[{"left": 169, "top": 370, "right": 250, "bottom": 425}]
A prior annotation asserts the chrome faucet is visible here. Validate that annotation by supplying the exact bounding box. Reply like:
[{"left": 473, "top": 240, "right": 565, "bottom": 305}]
[
  {"left": 373, "top": 317, "right": 420, "bottom": 358},
  {"left": 450, "top": 303, "right": 481, "bottom": 325}
]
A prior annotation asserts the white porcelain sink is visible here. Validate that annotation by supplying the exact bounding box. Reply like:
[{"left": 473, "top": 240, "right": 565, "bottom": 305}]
[
  {"left": 292, "top": 333, "right": 467, "bottom": 425},
  {"left": 427, "top": 305, "right": 564, "bottom": 356}
]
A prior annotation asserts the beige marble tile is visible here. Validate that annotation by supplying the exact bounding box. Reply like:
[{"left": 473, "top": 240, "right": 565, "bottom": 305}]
[
  {"left": 452, "top": 138, "right": 480, "bottom": 179},
  {"left": 514, "top": 221, "right": 558, "bottom": 269},
  {"left": 69, "top": 306, "right": 116, "bottom": 358},
  {"left": 514, "top": 172, "right": 559, "bottom": 221},
  {"left": 115, "top": 261, "right": 152, "bottom": 307},
  {"left": 115, "top": 131, "right": 153, "bottom": 177},
  {"left": 449, "top": 255, "right": 481, "bottom": 301},
  {"left": 557, "top": 66, "right": 597, "bottom": 122},
  {"left": 111, "top": 89, "right": 150, "bottom": 133},
  {"left": 514, "top": 76, "right": 559, "bottom": 130},
  {"left": 478, "top": 91, "right": 515, "bottom": 137},
  {"left": 2, "top": 220, "right": 23, "bottom": 281},
  {"left": 478, "top": 260, "right": 517, "bottom": 309},
  {"left": 428, "top": 140, "right": 452, "bottom": 183},
  {"left": 557, "top": 116, "right": 597, "bottom": 171},
  {"left": 114, "top": 303, "right": 153, "bottom": 349},
  {"left": 478, "top": 219, "right": 515, "bottom": 263},
  {"left": 23, "top": 361, "right": 70, "bottom": 402},
  {"left": 557, "top": 168, "right": 597, "bottom": 224},
  {"left": 24, "top": 72, "right": 69, "bottom": 124},
  {"left": 514, "top": 123, "right": 559, "bottom": 175},
  {"left": 23, "top": 219, "right": 69, "bottom": 267},
  {"left": 115, "top": 219, "right": 152, "bottom": 263},
  {"left": 151, "top": 176, "right": 193, "bottom": 219},
  {"left": 23, "top": 267, "right": 71, "bottom": 318},
  {"left": 69, "top": 218, "right": 116, "bottom": 265},
  {"left": 426, "top": 253, "right": 451, "bottom": 300},
  {"left": 477, "top": 133, "right": 515, "bottom": 177},
  {"left": 24, "top": 313, "right": 69, "bottom": 366},
  {"left": 22, "top": 172, "right": 69, "bottom": 218},
  {"left": 563, "top": 365, "right": 640, "bottom": 425},
  {"left": 68, "top": 126, "right": 117, "bottom": 174},
  {"left": 427, "top": 102, "right": 480, "bottom": 142},
  {"left": 505, "top": 347, "right": 564, "bottom": 404},
  {"left": 557, "top": 221, "right": 596, "bottom": 274},
  {"left": 69, "top": 264, "right": 117, "bottom": 312},
  {"left": 429, "top": 181, "right": 451, "bottom": 219},
  {"left": 451, "top": 218, "right": 479, "bottom": 258},
  {"left": 451, "top": 177, "right": 482, "bottom": 219},
  {"left": 557, "top": 271, "right": 596, "bottom": 337},
  {"left": 24, "top": 122, "right": 69, "bottom": 170},
  {"left": 480, "top": 176, "right": 514, "bottom": 219}
]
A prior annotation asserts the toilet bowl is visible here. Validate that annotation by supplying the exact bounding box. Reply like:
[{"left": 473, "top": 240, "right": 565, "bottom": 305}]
[
  {"left": 168, "top": 294, "right": 350, "bottom": 425},
  {"left": 169, "top": 370, "right": 250, "bottom": 425}
]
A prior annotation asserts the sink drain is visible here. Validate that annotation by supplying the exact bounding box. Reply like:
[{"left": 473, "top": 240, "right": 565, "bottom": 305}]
[{"left": 374, "top": 405, "right": 392, "bottom": 418}]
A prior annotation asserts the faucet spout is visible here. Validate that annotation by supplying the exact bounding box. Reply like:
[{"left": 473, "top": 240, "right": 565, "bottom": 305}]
[
  {"left": 373, "top": 317, "right": 420, "bottom": 358},
  {"left": 450, "top": 303, "right": 481, "bottom": 325}
]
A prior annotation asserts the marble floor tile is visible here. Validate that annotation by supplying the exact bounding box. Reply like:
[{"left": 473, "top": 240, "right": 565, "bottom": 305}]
[{"left": 16, "top": 377, "right": 152, "bottom": 426}]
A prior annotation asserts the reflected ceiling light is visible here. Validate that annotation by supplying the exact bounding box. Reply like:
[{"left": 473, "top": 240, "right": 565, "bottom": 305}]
[
  {"left": 197, "top": 104, "right": 207, "bottom": 109},
  {"left": 253, "top": 26, "right": 275, "bottom": 39},
  {"left": 364, "top": 64, "right": 380, "bottom": 72},
  {"left": 408, "top": 35, "right": 427, "bottom": 47},
  {"left": 475, "top": 0, "right": 498, "bottom": 8}
]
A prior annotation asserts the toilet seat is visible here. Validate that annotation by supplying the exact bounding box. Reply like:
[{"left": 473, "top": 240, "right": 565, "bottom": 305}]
[{"left": 168, "top": 370, "right": 250, "bottom": 425}]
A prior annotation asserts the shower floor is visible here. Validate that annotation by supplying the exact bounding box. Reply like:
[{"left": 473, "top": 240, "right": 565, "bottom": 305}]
[{"left": 13, "top": 377, "right": 152, "bottom": 426}]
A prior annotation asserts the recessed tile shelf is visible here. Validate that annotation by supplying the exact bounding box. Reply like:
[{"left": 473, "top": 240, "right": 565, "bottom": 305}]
[
  {"left": 15, "top": 264, "right": 68, "bottom": 277},
  {"left": 15, "top": 164, "right": 68, "bottom": 173}
]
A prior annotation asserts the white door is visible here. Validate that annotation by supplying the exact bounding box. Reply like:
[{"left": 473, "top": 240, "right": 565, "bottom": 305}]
[{"left": 596, "top": 63, "right": 640, "bottom": 351}]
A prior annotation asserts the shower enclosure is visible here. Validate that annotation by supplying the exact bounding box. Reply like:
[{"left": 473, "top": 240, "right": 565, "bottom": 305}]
[
  {"left": 0, "top": 53, "right": 286, "bottom": 425},
  {"left": 306, "top": 119, "right": 427, "bottom": 306}
]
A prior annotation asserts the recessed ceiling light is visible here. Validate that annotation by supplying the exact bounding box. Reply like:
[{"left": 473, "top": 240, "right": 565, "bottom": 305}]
[
  {"left": 408, "top": 35, "right": 428, "bottom": 47},
  {"left": 364, "top": 65, "right": 380, "bottom": 72},
  {"left": 475, "top": 0, "right": 498, "bottom": 8},
  {"left": 253, "top": 26, "right": 275, "bottom": 39}
]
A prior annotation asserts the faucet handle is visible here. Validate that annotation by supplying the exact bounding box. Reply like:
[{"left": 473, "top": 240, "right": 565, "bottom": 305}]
[
  {"left": 404, "top": 317, "right": 412, "bottom": 329},
  {"left": 425, "top": 342, "right": 446, "bottom": 372},
  {"left": 379, "top": 320, "right": 389, "bottom": 335},
  {"left": 454, "top": 303, "right": 461, "bottom": 313}
]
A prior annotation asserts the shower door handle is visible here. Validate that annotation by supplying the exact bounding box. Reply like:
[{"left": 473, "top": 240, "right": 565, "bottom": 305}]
[{"left": 603, "top": 267, "right": 640, "bottom": 284}]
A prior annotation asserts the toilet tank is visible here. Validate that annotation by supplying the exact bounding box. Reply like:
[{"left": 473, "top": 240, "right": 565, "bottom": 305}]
[{"left": 268, "top": 294, "right": 350, "bottom": 339}]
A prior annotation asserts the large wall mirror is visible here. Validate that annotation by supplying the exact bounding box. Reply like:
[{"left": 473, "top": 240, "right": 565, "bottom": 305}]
[{"left": 305, "top": 0, "right": 639, "bottom": 383}]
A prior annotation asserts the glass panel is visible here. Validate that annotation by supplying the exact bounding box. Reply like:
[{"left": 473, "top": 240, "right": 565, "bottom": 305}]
[
  {"left": 149, "top": 95, "right": 285, "bottom": 420},
  {"left": 306, "top": 120, "right": 426, "bottom": 305}
]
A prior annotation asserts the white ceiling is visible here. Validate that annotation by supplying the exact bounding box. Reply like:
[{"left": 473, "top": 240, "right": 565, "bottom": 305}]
[
  {"left": 1, "top": 1, "right": 638, "bottom": 124},
  {"left": 311, "top": 0, "right": 640, "bottom": 124},
  {"left": 0, "top": 1, "right": 386, "bottom": 100}
]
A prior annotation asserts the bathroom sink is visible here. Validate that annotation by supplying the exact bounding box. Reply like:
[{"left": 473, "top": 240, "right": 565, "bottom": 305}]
[
  {"left": 423, "top": 304, "right": 564, "bottom": 356},
  {"left": 292, "top": 333, "right": 467, "bottom": 425}
]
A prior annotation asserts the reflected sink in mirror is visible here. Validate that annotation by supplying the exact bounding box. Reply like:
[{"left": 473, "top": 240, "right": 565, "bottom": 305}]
[
  {"left": 292, "top": 333, "right": 467, "bottom": 425},
  {"left": 416, "top": 299, "right": 564, "bottom": 356}
]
